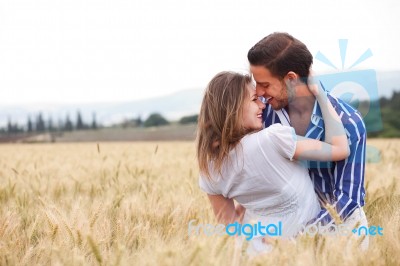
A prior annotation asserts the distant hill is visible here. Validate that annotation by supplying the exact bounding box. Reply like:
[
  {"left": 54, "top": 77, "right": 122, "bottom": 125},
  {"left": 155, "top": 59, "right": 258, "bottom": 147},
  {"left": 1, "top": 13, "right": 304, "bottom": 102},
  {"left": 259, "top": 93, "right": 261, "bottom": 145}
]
[
  {"left": 317, "top": 70, "right": 400, "bottom": 101},
  {"left": 1, "top": 70, "right": 399, "bottom": 128},
  {"left": 0, "top": 88, "right": 204, "bottom": 128},
  {"left": 376, "top": 71, "right": 400, "bottom": 98}
]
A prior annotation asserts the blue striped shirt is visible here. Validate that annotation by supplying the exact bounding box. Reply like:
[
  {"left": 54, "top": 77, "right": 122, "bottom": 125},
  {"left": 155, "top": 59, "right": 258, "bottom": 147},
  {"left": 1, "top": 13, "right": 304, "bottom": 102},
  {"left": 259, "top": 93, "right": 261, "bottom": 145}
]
[{"left": 262, "top": 86, "right": 366, "bottom": 225}]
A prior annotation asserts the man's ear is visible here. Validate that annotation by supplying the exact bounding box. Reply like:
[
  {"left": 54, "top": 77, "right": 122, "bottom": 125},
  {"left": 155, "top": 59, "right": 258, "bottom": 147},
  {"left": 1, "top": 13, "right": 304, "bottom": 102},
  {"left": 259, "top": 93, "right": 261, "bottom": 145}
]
[{"left": 284, "top": 71, "right": 300, "bottom": 86}]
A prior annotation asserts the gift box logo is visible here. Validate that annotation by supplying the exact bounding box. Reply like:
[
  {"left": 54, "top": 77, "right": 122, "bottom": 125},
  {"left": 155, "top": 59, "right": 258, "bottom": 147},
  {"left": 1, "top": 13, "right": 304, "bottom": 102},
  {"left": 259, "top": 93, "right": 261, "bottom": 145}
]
[{"left": 315, "top": 39, "right": 382, "bottom": 133}]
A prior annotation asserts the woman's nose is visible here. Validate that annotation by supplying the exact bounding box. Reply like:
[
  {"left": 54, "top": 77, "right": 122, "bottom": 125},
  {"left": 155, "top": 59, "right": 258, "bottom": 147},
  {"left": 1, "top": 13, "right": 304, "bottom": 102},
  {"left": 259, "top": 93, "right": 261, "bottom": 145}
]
[{"left": 258, "top": 98, "right": 266, "bottom": 109}]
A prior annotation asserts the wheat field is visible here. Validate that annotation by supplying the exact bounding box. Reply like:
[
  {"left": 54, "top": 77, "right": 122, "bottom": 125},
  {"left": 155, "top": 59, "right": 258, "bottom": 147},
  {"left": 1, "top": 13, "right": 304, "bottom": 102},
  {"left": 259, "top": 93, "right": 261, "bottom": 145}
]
[{"left": 0, "top": 139, "right": 399, "bottom": 265}]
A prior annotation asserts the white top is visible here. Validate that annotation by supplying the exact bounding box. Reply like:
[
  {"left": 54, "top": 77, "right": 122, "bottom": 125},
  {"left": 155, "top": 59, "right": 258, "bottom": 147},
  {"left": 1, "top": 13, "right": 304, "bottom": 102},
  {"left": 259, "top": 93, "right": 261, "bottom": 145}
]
[{"left": 199, "top": 124, "right": 320, "bottom": 241}]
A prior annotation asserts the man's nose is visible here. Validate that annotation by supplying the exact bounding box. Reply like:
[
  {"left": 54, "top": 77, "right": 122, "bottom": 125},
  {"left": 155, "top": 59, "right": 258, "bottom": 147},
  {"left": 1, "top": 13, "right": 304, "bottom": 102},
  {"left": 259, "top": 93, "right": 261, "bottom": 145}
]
[{"left": 255, "top": 86, "right": 266, "bottom": 97}]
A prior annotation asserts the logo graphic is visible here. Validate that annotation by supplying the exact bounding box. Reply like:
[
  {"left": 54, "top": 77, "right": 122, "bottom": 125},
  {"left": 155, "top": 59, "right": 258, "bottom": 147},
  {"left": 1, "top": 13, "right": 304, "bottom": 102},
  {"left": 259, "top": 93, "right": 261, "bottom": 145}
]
[
  {"left": 300, "top": 223, "right": 383, "bottom": 237},
  {"left": 188, "top": 220, "right": 282, "bottom": 241},
  {"left": 188, "top": 220, "right": 383, "bottom": 240},
  {"left": 315, "top": 40, "right": 382, "bottom": 162}
]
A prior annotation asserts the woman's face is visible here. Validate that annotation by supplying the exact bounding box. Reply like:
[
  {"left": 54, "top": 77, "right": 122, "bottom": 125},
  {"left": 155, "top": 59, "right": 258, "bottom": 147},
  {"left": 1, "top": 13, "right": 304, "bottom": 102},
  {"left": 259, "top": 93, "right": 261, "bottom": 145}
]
[{"left": 242, "top": 83, "right": 266, "bottom": 130}]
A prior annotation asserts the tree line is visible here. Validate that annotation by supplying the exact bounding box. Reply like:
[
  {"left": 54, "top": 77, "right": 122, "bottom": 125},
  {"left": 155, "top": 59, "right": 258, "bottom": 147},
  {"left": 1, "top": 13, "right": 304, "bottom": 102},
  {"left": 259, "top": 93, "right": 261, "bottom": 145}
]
[
  {"left": 2, "top": 111, "right": 98, "bottom": 134},
  {"left": 1, "top": 111, "right": 199, "bottom": 135},
  {"left": 367, "top": 91, "right": 400, "bottom": 138},
  {"left": 3, "top": 89, "right": 396, "bottom": 138},
  {"left": 124, "top": 113, "right": 198, "bottom": 128}
]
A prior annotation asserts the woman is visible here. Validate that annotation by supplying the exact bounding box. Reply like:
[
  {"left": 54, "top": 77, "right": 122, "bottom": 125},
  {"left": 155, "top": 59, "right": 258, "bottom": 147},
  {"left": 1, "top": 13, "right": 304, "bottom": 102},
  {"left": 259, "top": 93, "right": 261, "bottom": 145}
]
[{"left": 196, "top": 71, "right": 349, "bottom": 254}]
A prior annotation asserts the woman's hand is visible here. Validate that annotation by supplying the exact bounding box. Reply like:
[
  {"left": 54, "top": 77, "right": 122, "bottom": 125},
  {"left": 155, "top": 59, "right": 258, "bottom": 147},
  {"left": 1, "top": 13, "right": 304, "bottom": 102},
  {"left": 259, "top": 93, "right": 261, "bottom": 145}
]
[
  {"left": 235, "top": 204, "right": 246, "bottom": 223},
  {"left": 207, "top": 194, "right": 243, "bottom": 225},
  {"left": 307, "top": 72, "right": 320, "bottom": 96}
]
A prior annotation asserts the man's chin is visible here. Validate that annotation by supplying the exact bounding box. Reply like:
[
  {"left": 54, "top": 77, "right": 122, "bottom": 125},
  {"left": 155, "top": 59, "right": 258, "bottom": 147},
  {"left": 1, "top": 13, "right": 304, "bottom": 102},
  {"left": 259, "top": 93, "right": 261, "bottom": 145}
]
[
  {"left": 271, "top": 104, "right": 283, "bottom": 111},
  {"left": 270, "top": 101, "right": 288, "bottom": 110}
]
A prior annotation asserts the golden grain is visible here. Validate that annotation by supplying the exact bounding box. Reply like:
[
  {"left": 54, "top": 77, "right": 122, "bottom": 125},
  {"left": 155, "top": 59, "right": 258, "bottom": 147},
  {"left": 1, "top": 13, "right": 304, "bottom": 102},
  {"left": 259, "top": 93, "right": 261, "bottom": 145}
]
[{"left": 0, "top": 140, "right": 398, "bottom": 265}]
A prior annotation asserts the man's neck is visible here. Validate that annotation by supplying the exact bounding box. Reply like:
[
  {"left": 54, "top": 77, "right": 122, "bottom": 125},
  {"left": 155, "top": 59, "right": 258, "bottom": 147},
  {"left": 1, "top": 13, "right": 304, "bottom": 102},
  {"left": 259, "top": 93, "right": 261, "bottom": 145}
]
[{"left": 286, "top": 84, "right": 315, "bottom": 115}]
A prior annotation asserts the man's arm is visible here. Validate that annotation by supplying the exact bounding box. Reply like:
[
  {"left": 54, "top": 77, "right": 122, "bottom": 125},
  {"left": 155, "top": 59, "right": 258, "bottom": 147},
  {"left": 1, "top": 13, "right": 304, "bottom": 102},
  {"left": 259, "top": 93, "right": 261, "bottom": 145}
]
[{"left": 309, "top": 110, "right": 367, "bottom": 225}]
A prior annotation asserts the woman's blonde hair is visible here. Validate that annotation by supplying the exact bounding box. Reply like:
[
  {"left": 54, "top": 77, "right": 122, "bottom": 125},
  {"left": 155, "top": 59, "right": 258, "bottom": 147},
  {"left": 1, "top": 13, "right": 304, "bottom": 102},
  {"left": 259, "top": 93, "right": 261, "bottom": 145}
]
[{"left": 196, "top": 71, "right": 252, "bottom": 179}]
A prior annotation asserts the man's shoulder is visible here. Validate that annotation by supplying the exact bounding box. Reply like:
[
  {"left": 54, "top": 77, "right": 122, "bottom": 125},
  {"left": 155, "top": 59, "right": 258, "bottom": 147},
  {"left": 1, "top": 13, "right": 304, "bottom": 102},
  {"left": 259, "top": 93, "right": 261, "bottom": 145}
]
[
  {"left": 326, "top": 92, "right": 355, "bottom": 113},
  {"left": 327, "top": 93, "right": 365, "bottom": 123}
]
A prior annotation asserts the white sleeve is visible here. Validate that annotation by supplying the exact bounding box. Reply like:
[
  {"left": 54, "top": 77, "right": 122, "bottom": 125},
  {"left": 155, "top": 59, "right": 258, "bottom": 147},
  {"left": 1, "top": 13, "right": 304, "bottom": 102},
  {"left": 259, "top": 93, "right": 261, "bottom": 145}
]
[
  {"left": 198, "top": 175, "right": 219, "bottom": 195},
  {"left": 264, "top": 123, "right": 297, "bottom": 161}
]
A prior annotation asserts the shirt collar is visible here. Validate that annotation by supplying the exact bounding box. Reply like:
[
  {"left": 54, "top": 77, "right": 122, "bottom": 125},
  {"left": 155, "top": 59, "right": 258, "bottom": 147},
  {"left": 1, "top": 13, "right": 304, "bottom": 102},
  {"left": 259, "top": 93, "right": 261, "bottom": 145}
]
[{"left": 310, "top": 99, "right": 324, "bottom": 128}]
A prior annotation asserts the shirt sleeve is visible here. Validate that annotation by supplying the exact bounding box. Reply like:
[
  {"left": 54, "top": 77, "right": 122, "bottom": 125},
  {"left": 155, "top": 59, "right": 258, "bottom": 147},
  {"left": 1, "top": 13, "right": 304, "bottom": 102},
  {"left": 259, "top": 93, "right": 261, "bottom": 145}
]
[
  {"left": 306, "top": 207, "right": 335, "bottom": 226},
  {"left": 262, "top": 104, "right": 281, "bottom": 127},
  {"left": 309, "top": 105, "right": 367, "bottom": 226},
  {"left": 332, "top": 119, "right": 367, "bottom": 220},
  {"left": 198, "top": 175, "right": 219, "bottom": 195},
  {"left": 265, "top": 123, "right": 297, "bottom": 161}
]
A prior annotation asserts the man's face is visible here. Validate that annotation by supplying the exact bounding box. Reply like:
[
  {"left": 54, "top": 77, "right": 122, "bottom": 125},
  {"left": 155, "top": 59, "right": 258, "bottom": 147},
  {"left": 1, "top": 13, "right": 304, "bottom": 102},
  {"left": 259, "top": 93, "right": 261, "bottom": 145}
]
[{"left": 250, "top": 65, "right": 289, "bottom": 110}]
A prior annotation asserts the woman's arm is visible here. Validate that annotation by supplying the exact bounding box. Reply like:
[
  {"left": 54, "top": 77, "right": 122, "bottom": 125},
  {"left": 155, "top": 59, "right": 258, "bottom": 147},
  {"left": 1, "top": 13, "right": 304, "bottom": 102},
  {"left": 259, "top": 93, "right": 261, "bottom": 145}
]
[
  {"left": 293, "top": 79, "right": 350, "bottom": 161},
  {"left": 207, "top": 194, "right": 244, "bottom": 225}
]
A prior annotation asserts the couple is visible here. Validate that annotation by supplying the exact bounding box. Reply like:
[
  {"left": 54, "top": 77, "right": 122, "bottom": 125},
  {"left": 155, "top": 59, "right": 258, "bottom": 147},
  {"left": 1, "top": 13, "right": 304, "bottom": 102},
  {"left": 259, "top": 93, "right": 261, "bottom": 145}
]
[{"left": 196, "top": 32, "right": 368, "bottom": 253}]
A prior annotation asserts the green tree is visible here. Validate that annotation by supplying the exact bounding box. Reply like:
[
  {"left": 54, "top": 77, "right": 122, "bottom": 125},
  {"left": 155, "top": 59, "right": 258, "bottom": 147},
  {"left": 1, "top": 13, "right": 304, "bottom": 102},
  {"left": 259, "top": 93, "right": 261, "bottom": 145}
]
[
  {"left": 64, "top": 114, "right": 73, "bottom": 131},
  {"left": 367, "top": 90, "right": 400, "bottom": 138},
  {"left": 7, "top": 117, "right": 12, "bottom": 133},
  {"left": 144, "top": 113, "right": 169, "bottom": 127},
  {"left": 136, "top": 114, "right": 143, "bottom": 127},
  {"left": 91, "top": 112, "right": 97, "bottom": 130},
  {"left": 48, "top": 117, "right": 55, "bottom": 132},
  {"left": 36, "top": 113, "right": 46, "bottom": 132},
  {"left": 27, "top": 116, "right": 33, "bottom": 132},
  {"left": 179, "top": 114, "right": 198, "bottom": 124},
  {"left": 76, "top": 111, "right": 85, "bottom": 130}
]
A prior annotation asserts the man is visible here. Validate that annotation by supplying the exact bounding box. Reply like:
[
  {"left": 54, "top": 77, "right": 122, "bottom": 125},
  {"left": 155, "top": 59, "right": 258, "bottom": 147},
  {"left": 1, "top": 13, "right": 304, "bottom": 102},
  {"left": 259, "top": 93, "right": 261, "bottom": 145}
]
[{"left": 247, "top": 32, "right": 368, "bottom": 237}]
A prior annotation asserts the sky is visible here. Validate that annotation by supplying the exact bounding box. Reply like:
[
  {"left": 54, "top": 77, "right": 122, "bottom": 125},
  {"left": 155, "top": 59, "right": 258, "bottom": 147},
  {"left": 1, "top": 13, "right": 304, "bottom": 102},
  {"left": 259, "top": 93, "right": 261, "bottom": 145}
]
[{"left": 0, "top": 0, "right": 399, "bottom": 105}]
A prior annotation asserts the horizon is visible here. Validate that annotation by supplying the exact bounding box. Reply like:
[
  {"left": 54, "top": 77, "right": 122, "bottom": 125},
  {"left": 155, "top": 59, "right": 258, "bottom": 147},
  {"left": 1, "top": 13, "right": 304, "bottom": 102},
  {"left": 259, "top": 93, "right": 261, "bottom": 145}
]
[
  {"left": 1, "top": 69, "right": 400, "bottom": 107},
  {"left": 1, "top": 69, "right": 399, "bottom": 107}
]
